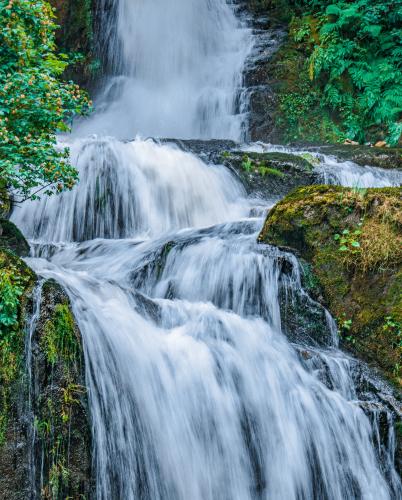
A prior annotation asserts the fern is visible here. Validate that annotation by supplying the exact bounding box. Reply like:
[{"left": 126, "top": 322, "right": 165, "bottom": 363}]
[{"left": 291, "top": 0, "right": 402, "bottom": 144}]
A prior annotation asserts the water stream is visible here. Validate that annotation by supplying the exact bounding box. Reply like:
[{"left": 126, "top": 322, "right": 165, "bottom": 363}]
[{"left": 11, "top": 0, "right": 401, "bottom": 498}]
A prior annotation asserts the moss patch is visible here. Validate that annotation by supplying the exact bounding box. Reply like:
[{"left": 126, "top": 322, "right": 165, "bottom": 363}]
[
  {"left": 266, "top": 22, "right": 342, "bottom": 144},
  {"left": 0, "top": 219, "right": 30, "bottom": 257},
  {"left": 33, "top": 280, "right": 92, "bottom": 499},
  {"left": 259, "top": 185, "right": 402, "bottom": 385},
  {"left": 220, "top": 151, "right": 317, "bottom": 198},
  {"left": 0, "top": 249, "right": 35, "bottom": 446}
]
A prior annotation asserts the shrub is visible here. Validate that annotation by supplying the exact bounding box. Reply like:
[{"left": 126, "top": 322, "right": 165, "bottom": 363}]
[{"left": 0, "top": 0, "right": 91, "bottom": 203}]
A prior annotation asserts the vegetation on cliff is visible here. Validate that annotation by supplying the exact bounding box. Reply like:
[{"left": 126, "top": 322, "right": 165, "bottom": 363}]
[
  {"left": 0, "top": 248, "right": 35, "bottom": 446},
  {"left": 0, "top": 0, "right": 91, "bottom": 204},
  {"left": 259, "top": 185, "right": 402, "bottom": 385},
  {"left": 50, "top": 0, "right": 98, "bottom": 86},
  {"left": 33, "top": 280, "right": 92, "bottom": 499},
  {"left": 0, "top": 221, "right": 92, "bottom": 498},
  {"left": 251, "top": 0, "right": 402, "bottom": 146}
]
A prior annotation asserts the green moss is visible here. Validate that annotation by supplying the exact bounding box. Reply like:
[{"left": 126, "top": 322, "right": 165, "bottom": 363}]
[
  {"left": 259, "top": 185, "right": 402, "bottom": 385},
  {"left": 0, "top": 219, "right": 30, "bottom": 257},
  {"left": 259, "top": 166, "right": 285, "bottom": 177},
  {"left": 269, "top": 30, "right": 342, "bottom": 144},
  {"left": 0, "top": 249, "right": 35, "bottom": 446},
  {"left": 41, "top": 304, "right": 78, "bottom": 366},
  {"left": 36, "top": 283, "right": 88, "bottom": 498}
]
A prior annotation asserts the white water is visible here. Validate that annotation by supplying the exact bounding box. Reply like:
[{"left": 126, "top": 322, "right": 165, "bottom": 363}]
[
  {"left": 76, "top": 0, "right": 253, "bottom": 140},
  {"left": 14, "top": 134, "right": 402, "bottom": 498},
  {"left": 11, "top": 0, "right": 402, "bottom": 498},
  {"left": 244, "top": 143, "right": 402, "bottom": 188}
]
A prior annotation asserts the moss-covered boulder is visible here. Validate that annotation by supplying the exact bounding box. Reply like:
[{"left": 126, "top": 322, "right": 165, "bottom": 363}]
[
  {"left": 31, "top": 279, "right": 93, "bottom": 499},
  {"left": 259, "top": 185, "right": 402, "bottom": 386},
  {"left": 220, "top": 151, "right": 318, "bottom": 198},
  {"left": 0, "top": 219, "right": 30, "bottom": 257},
  {"left": 0, "top": 221, "right": 92, "bottom": 498}
]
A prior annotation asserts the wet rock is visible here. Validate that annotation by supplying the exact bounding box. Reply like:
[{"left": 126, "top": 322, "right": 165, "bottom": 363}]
[
  {"left": 295, "top": 345, "right": 402, "bottom": 476},
  {"left": 243, "top": 26, "right": 286, "bottom": 142},
  {"left": 31, "top": 279, "right": 93, "bottom": 499},
  {"left": 0, "top": 219, "right": 30, "bottom": 257},
  {"left": 278, "top": 284, "right": 332, "bottom": 347},
  {"left": 49, "top": 0, "right": 97, "bottom": 87},
  {"left": 0, "top": 229, "right": 92, "bottom": 498},
  {"left": 301, "top": 145, "right": 402, "bottom": 170},
  {"left": 220, "top": 151, "right": 318, "bottom": 198}
]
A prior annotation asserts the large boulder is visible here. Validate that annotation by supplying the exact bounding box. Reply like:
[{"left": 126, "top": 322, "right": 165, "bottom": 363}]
[{"left": 259, "top": 185, "right": 402, "bottom": 386}]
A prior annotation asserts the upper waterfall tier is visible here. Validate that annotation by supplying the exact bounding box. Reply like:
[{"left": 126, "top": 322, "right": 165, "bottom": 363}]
[{"left": 75, "top": 0, "right": 253, "bottom": 140}]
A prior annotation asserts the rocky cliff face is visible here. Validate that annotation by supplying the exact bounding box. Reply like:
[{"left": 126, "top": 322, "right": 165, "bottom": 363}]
[{"left": 0, "top": 223, "right": 92, "bottom": 499}]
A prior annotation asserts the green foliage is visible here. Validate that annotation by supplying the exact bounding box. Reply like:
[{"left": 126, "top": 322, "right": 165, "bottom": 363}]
[
  {"left": 270, "top": 34, "right": 343, "bottom": 143},
  {"left": 333, "top": 227, "right": 362, "bottom": 253},
  {"left": 241, "top": 155, "right": 285, "bottom": 177},
  {"left": 0, "top": 0, "right": 92, "bottom": 202},
  {"left": 291, "top": 0, "right": 402, "bottom": 145},
  {"left": 41, "top": 304, "right": 78, "bottom": 365},
  {"left": 242, "top": 155, "right": 253, "bottom": 172},
  {"left": 0, "top": 250, "right": 34, "bottom": 445},
  {"left": 339, "top": 316, "right": 355, "bottom": 343},
  {"left": 0, "top": 264, "right": 23, "bottom": 329}
]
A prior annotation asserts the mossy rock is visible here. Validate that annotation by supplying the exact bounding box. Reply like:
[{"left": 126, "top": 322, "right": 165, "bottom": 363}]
[
  {"left": 0, "top": 249, "right": 36, "bottom": 498},
  {"left": 220, "top": 151, "right": 318, "bottom": 198},
  {"left": 0, "top": 219, "right": 30, "bottom": 257},
  {"left": 259, "top": 185, "right": 402, "bottom": 386},
  {"left": 0, "top": 245, "right": 92, "bottom": 499},
  {"left": 303, "top": 145, "right": 402, "bottom": 170},
  {"left": 31, "top": 279, "right": 93, "bottom": 499},
  {"left": 0, "top": 182, "right": 10, "bottom": 219}
]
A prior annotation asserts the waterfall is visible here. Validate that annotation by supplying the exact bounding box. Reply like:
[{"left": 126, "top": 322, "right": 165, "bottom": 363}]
[
  {"left": 11, "top": 0, "right": 401, "bottom": 498},
  {"left": 14, "top": 134, "right": 402, "bottom": 497},
  {"left": 75, "top": 0, "right": 253, "bottom": 140}
]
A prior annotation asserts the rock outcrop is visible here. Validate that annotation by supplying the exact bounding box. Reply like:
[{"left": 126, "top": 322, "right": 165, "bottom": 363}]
[
  {"left": 220, "top": 150, "right": 319, "bottom": 198},
  {"left": 259, "top": 185, "right": 402, "bottom": 386},
  {"left": 0, "top": 221, "right": 92, "bottom": 499}
]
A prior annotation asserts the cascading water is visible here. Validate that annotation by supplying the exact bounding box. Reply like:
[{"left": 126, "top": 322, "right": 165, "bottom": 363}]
[
  {"left": 243, "top": 143, "right": 402, "bottom": 188},
  {"left": 76, "top": 0, "right": 253, "bottom": 139},
  {"left": 14, "top": 136, "right": 402, "bottom": 498},
  {"left": 11, "top": 0, "right": 401, "bottom": 498}
]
